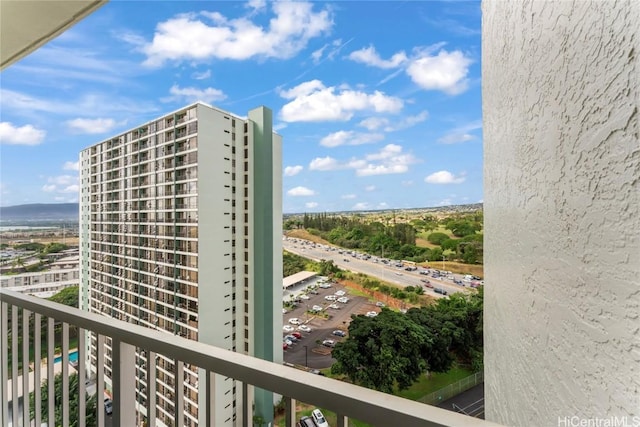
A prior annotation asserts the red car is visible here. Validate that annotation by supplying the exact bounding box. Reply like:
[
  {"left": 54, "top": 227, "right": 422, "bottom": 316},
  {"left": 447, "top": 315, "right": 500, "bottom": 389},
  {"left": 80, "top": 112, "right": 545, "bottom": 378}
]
[
  {"left": 283, "top": 342, "right": 288, "bottom": 350},
  {"left": 291, "top": 332, "right": 302, "bottom": 339}
]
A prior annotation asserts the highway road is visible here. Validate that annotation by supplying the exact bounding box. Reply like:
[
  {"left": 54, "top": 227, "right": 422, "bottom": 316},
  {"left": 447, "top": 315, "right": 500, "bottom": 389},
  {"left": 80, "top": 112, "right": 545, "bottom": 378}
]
[{"left": 283, "top": 237, "right": 480, "bottom": 298}]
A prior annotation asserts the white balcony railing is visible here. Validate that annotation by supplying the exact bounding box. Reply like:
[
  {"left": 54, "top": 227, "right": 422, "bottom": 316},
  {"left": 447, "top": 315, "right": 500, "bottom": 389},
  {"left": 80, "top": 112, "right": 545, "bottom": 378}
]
[{"left": 0, "top": 289, "right": 499, "bottom": 427}]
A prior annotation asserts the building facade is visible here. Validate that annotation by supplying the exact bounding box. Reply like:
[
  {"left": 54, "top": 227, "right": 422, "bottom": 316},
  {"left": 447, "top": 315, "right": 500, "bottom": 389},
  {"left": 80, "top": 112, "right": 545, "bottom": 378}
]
[
  {"left": 79, "top": 103, "right": 283, "bottom": 426},
  {"left": 483, "top": 1, "right": 639, "bottom": 425}
]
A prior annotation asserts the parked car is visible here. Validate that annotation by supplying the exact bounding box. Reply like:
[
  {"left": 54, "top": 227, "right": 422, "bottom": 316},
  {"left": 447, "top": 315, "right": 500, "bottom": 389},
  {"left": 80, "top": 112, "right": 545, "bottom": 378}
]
[
  {"left": 285, "top": 334, "right": 298, "bottom": 342},
  {"left": 335, "top": 290, "right": 346, "bottom": 296},
  {"left": 324, "top": 295, "right": 337, "bottom": 301},
  {"left": 104, "top": 398, "right": 113, "bottom": 415},
  {"left": 375, "top": 301, "right": 385, "bottom": 307},
  {"left": 299, "top": 294, "right": 310, "bottom": 300},
  {"left": 312, "top": 409, "right": 330, "bottom": 427},
  {"left": 328, "top": 303, "right": 340, "bottom": 309},
  {"left": 288, "top": 318, "right": 301, "bottom": 325},
  {"left": 283, "top": 325, "right": 295, "bottom": 332},
  {"left": 319, "top": 283, "right": 332, "bottom": 289},
  {"left": 311, "top": 305, "right": 323, "bottom": 312},
  {"left": 322, "top": 339, "right": 336, "bottom": 348},
  {"left": 284, "top": 338, "right": 293, "bottom": 346},
  {"left": 298, "top": 325, "right": 312, "bottom": 332},
  {"left": 365, "top": 311, "right": 378, "bottom": 318},
  {"left": 297, "top": 416, "right": 317, "bottom": 427},
  {"left": 434, "top": 288, "right": 448, "bottom": 295},
  {"left": 332, "top": 330, "right": 346, "bottom": 337},
  {"left": 337, "top": 296, "right": 349, "bottom": 304},
  {"left": 291, "top": 332, "right": 302, "bottom": 339}
]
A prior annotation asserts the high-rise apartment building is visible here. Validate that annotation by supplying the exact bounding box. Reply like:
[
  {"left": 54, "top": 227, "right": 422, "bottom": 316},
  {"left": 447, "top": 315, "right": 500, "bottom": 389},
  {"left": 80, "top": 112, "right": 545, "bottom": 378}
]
[{"left": 78, "top": 103, "right": 283, "bottom": 426}]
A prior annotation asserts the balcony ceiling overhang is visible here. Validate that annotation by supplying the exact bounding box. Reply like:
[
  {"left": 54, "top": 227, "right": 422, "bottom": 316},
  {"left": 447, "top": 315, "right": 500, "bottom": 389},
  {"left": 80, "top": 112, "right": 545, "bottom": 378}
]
[{"left": 1, "top": 0, "right": 107, "bottom": 70}]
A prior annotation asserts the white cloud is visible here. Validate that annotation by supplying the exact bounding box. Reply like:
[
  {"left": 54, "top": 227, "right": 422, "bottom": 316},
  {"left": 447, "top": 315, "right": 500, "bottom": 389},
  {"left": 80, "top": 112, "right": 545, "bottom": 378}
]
[
  {"left": 287, "top": 186, "right": 316, "bottom": 196},
  {"left": 319, "top": 130, "right": 384, "bottom": 147},
  {"left": 311, "top": 38, "right": 346, "bottom": 64},
  {"left": 47, "top": 175, "right": 77, "bottom": 186},
  {"left": 1, "top": 89, "right": 159, "bottom": 118},
  {"left": 365, "top": 185, "right": 376, "bottom": 192},
  {"left": 402, "top": 180, "right": 414, "bottom": 186},
  {"left": 425, "top": 170, "right": 466, "bottom": 184},
  {"left": 406, "top": 49, "right": 472, "bottom": 95},
  {"left": 246, "top": 0, "right": 266, "bottom": 11},
  {"left": 63, "top": 161, "right": 79, "bottom": 171},
  {"left": 309, "top": 156, "right": 339, "bottom": 171},
  {"left": 279, "top": 80, "right": 404, "bottom": 122},
  {"left": 66, "top": 118, "right": 118, "bottom": 134},
  {"left": 60, "top": 185, "right": 79, "bottom": 193},
  {"left": 0, "top": 122, "right": 45, "bottom": 145},
  {"left": 305, "top": 202, "right": 318, "bottom": 209},
  {"left": 284, "top": 165, "right": 303, "bottom": 176},
  {"left": 164, "top": 84, "right": 227, "bottom": 104},
  {"left": 353, "top": 202, "right": 370, "bottom": 210},
  {"left": 438, "top": 120, "right": 482, "bottom": 144},
  {"left": 377, "top": 202, "right": 389, "bottom": 209},
  {"left": 309, "top": 145, "right": 418, "bottom": 177},
  {"left": 348, "top": 45, "right": 408, "bottom": 69},
  {"left": 191, "top": 69, "right": 211, "bottom": 80},
  {"left": 142, "top": 2, "right": 332, "bottom": 66},
  {"left": 42, "top": 184, "right": 56, "bottom": 192},
  {"left": 356, "top": 144, "right": 418, "bottom": 176},
  {"left": 341, "top": 194, "right": 357, "bottom": 199},
  {"left": 358, "top": 117, "right": 389, "bottom": 131},
  {"left": 358, "top": 111, "right": 428, "bottom": 132}
]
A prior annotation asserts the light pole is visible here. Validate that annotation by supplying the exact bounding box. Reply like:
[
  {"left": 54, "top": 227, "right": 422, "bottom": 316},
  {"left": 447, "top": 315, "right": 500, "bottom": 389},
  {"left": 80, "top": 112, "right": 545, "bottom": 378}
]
[{"left": 303, "top": 345, "right": 308, "bottom": 367}]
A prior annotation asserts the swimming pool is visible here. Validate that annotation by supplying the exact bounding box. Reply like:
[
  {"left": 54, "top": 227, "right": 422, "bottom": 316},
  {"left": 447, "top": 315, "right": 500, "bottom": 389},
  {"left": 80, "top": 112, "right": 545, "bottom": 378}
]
[{"left": 54, "top": 350, "right": 79, "bottom": 364}]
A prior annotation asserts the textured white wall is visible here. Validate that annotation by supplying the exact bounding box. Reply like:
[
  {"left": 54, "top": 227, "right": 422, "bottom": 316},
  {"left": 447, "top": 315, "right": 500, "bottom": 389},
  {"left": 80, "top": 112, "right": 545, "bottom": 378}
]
[{"left": 483, "top": 1, "right": 639, "bottom": 426}]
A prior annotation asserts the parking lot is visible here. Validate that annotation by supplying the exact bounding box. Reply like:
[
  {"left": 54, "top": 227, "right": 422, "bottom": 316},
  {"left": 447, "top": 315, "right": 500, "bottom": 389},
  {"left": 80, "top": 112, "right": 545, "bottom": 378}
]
[{"left": 282, "top": 280, "right": 381, "bottom": 369}]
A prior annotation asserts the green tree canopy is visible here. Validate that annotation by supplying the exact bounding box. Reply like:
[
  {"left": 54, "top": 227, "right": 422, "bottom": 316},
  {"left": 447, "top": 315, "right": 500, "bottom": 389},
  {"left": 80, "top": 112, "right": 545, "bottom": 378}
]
[
  {"left": 49, "top": 285, "right": 79, "bottom": 308},
  {"left": 331, "top": 309, "right": 428, "bottom": 392},
  {"left": 427, "top": 232, "right": 449, "bottom": 245}
]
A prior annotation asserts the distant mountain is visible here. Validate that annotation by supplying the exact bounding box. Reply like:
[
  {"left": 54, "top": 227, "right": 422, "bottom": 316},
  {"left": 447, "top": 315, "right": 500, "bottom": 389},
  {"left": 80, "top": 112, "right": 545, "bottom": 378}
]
[{"left": 0, "top": 203, "right": 79, "bottom": 221}]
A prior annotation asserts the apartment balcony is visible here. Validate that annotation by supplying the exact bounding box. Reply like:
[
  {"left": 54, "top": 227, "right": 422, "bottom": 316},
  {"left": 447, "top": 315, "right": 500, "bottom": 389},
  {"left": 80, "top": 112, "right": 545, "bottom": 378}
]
[{"left": 1, "top": 289, "right": 497, "bottom": 427}]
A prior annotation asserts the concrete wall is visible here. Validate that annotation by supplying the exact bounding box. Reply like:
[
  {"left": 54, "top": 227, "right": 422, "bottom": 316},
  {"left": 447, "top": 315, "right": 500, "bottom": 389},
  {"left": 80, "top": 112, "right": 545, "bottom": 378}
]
[{"left": 483, "top": 1, "right": 639, "bottom": 425}]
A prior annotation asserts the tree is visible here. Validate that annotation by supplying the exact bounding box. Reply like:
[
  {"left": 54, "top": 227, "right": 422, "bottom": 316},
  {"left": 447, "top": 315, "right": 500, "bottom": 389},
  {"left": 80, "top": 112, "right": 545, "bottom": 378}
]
[
  {"left": 30, "top": 372, "right": 97, "bottom": 427},
  {"left": 427, "top": 232, "right": 449, "bottom": 245},
  {"left": 49, "top": 285, "right": 79, "bottom": 308},
  {"left": 332, "top": 309, "right": 432, "bottom": 393}
]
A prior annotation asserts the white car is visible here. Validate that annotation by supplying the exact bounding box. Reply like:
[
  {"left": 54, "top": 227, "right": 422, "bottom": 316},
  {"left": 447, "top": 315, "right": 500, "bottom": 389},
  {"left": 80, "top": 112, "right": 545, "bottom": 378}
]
[
  {"left": 282, "top": 308, "right": 287, "bottom": 314},
  {"left": 337, "top": 296, "right": 349, "bottom": 304},
  {"left": 312, "top": 409, "right": 329, "bottom": 427},
  {"left": 283, "top": 325, "right": 295, "bottom": 332},
  {"left": 298, "top": 325, "right": 312, "bottom": 332},
  {"left": 319, "top": 283, "right": 332, "bottom": 289},
  {"left": 288, "top": 318, "right": 301, "bottom": 325},
  {"left": 299, "top": 294, "right": 310, "bottom": 300},
  {"left": 324, "top": 295, "right": 337, "bottom": 301},
  {"left": 283, "top": 338, "right": 293, "bottom": 346},
  {"left": 311, "top": 305, "right": 323, "bottom": 312},
  {"left": 365, "top": 311, "right": 378, "bottom": 318},
  {"left": 328, "top": 303, "right": 340, "bottom": 309},
  {"left": 334, "top": 290, "right": 346, "bottom": 296}
]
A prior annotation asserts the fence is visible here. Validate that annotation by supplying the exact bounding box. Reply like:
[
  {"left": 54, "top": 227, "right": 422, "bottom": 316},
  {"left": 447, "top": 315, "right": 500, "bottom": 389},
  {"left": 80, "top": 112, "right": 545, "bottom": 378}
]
[{"left": 419, "top": 371, "right": 484, "bottom": 406}]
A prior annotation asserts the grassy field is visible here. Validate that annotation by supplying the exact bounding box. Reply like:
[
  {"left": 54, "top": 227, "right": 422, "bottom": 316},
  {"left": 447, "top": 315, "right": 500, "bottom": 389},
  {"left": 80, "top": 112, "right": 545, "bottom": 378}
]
[{"left": 395, "top": 365, "right": 474, "bottom": 401}]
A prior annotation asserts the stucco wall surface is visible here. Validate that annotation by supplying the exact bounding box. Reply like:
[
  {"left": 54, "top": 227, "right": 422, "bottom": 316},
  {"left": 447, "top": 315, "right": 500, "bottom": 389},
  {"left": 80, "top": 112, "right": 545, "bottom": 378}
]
[{"left": 482, "top": 1, "right": 639, "bottom": 426}]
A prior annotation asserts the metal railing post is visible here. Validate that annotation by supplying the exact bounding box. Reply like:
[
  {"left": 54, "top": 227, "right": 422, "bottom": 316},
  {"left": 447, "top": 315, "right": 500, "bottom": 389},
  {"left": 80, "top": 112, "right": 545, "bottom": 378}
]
[
  {"left": 112, "top": 338, "right": 136, "bottom": 427},
  {"left": 0, "top": 302, "right": 8, "bottom": 427}
]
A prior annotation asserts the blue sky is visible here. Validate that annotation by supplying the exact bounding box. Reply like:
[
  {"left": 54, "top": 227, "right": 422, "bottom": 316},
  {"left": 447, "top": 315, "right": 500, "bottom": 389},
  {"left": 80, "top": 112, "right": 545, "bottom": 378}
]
[{"left": 0, "top": 0, "right": 482, "bottom": 213}]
